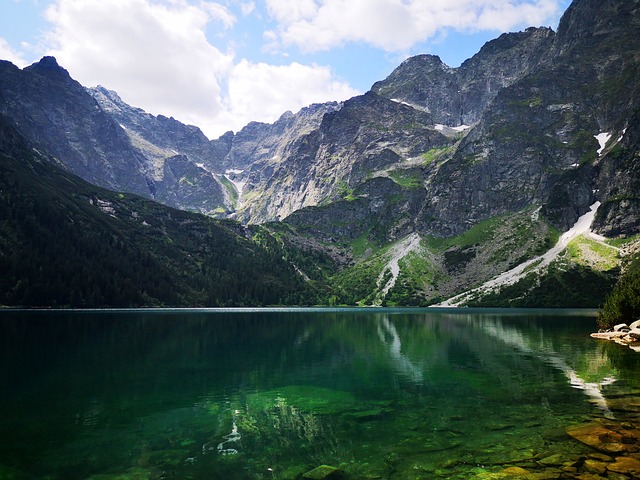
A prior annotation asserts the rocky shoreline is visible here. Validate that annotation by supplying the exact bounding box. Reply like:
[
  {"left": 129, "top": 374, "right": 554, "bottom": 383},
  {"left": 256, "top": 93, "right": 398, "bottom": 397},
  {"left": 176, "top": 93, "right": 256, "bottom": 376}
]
[{"left": 591, "top": 320, "right": 640, "bottom": 352}]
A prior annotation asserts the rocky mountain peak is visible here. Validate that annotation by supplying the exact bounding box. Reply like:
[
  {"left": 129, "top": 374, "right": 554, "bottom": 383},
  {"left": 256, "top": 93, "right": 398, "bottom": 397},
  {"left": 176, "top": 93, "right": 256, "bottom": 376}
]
[
  {"left": 24, "top": 56, "right": 72, "bottom": 80},
  {"left": 554, "top": 0, "right": 640, "bottom": 55},
  {"left": 91, "top": 85, "right": 128, "bottom": 106},
  {"left": 469, "top": 27, "right": 554, "bottom": 59},
  {"left": 372, "top": 26, "right": 553, "bottom": 126}
]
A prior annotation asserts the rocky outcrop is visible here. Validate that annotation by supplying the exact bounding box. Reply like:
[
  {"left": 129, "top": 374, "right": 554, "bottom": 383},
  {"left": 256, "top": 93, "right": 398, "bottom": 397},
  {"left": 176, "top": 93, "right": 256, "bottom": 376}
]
[
  {"left": 0, "top": 57, "right": 150, "bottom": 196},
  {"left": 593, "top": 109, "right": 640, "bottom": 236},
  {"left": 591, "top": 319, "right": 640, "bottom": 352},
  {"left": 88, "top": 86, "right": 216, "bottom": 168},
  {"left": 213, "top": 102, "right": 340, "bottom": 173},
  {"left": 154, "top": 155, "right": 228, "bottom": 215},
  {"left": 0, "top": 58, "right": 231, "bottom": 215},
  {"left": 236, "top": 91, "right": 449, "bottom": 224},
  {"left": 87, "top": 86, "right": 232, "bottom": 214},
  {"left": 285, "top": 176, "right": 427, "bottom": 243},
  {"left": 371, "top": 27, "right": 555, "bottom": 126}
]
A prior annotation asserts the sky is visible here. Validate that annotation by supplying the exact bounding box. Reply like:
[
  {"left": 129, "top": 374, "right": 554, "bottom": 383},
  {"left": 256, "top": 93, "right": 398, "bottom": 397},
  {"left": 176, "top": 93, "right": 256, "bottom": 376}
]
[{"left": 0, "top": 0, "right": 572, "bottom": 139}]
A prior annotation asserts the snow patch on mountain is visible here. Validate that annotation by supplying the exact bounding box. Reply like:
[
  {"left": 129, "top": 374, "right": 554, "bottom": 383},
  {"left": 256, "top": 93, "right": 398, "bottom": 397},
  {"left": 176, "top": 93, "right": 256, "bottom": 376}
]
[
  {"left": 437, "top": 202, "right": 604, "bottom": 307},
  {"left": 224, "top": 169, "right": 246, "bottom": 196},
  {"left": 375, "top": 233, "right": 422, "bottom": 304},
  {"left": 595, "top": 132, "right": 611, "bottom": 156}
]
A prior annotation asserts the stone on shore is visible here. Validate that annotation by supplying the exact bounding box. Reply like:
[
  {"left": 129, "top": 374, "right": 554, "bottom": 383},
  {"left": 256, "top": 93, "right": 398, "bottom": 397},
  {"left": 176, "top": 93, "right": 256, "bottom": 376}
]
[
  {"left": 591, "top": 325, "right": 640, "bottom": 352},
  {"left": 590, "top": 331, "right": 627, "bottom": 340},
  {"left": 628, "top": 327, "right": 640, "bottom": 339},
  {"left": 629, "top": 319, "right": 640, "bottom": 330}
]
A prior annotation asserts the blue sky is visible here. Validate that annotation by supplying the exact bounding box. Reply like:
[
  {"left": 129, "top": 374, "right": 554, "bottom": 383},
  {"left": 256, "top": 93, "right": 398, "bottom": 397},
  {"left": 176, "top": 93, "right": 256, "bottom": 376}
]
[{"left": 0, "top": 0, "right": 571, "bottom": 138}]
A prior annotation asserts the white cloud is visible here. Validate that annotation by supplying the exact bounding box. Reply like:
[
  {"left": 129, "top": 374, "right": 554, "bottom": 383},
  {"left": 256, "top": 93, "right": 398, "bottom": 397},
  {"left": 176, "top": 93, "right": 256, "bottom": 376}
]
[
  {"left": 265, "top": 0, "right": 319, "bottom": 24},
  {"left": 265, "top": 0, "right": 564, "bottom": 52},
  {"left": 224, "top": 60, "right": 358, "bottom": 130},
  {"left": 240, "top": 1, "right": 255, "bottom": 16},
  {"left": 44, "top": 0, "right": 235, "bottom": 137},
  {"left": 0, "top": 38, "right": 28, "bottom": 68},
  {"left": 41, "top": 0, "right": 358, "bottom": 138}
]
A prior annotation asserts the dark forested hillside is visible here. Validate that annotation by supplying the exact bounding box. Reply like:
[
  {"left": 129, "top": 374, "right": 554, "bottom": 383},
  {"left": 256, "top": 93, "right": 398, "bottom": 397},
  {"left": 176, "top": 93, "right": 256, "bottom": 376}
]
[{"left": 0, "top": 115, "right": 314, "bottom": 307}]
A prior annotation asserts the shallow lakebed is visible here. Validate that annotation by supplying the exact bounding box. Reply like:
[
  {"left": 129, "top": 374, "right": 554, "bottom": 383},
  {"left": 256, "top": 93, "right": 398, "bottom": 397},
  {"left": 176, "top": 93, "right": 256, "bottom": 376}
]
[{"left": 1, "top": 308, "right": 640, "bottom": 479}]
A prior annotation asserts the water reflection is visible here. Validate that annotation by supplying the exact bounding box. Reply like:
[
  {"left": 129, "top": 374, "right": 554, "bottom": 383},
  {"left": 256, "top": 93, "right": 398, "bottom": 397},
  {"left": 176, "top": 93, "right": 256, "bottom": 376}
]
[
  {"left": 454, "top": 313, "right": 619, "bottom": 418},
  {"left": 0, "top": 309, "right": 636, "bottom": 480},
  {"left": 377, "top": 315, "right": 423, "bottom": 383}
]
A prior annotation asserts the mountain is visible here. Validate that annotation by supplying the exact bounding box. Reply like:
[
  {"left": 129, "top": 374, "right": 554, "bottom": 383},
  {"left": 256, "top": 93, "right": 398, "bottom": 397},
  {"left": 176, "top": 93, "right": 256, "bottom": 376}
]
[
  {"left": 1, "top": 0, "right": 639, "bottom": 307},
  {"left": 0, "top": 57, "right": 149, "bottom": 195},
  {"left": 0, "top": 114, "right": 317, "bottom": 307},
  {"left": 236, "top": 91, "right": 450, "bottom": 224},
  {"left": 371, "top": 27, "right": 555, "bottom": 126},
  {"left": 0, "top": 59, "right": 234, "bottom": 215}
]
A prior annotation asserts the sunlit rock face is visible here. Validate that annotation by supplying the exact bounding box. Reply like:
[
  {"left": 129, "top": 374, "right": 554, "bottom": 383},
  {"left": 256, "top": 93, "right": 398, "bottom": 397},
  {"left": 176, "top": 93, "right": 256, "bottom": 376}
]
[
  {"left": 235, "top": 92, "right": 447, "bottom": 225},
  {"left": 0, "top": 58, "right": 230, "bottom": 215}
]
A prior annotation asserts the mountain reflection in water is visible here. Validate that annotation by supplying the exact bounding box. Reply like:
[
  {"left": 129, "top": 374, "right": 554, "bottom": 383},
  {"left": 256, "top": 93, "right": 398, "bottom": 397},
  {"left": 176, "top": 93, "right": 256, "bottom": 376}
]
[{"left": 0, "top": 308, "right": 638, "bottom": 480}]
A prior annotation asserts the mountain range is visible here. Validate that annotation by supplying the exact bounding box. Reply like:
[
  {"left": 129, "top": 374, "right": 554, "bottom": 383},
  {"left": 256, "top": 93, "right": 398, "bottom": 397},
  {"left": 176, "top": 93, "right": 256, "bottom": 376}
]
[{"left": 1, "top": 0, "right": 639, "bottom": 308}]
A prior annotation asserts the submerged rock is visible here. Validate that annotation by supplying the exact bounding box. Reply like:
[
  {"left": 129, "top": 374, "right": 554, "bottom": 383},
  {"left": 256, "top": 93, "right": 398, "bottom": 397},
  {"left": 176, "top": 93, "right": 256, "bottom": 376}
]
[
  {"left": 566, "top": 422, "right": 637, "bottom": 454},
  {"left": 86, "top": 467, "right": 151, "bottom": 480},
  {"left": 607, "top": 456, "right": 640, "bottom": 476},
  {"left": 538, "top": 453, "right": 565, "bottom": 466},
  {"left": 502, "top": 466, "right": 530, "bottom": 476},
  {"left": 302, "top": 465, "right": 344, "bottom": 479}
]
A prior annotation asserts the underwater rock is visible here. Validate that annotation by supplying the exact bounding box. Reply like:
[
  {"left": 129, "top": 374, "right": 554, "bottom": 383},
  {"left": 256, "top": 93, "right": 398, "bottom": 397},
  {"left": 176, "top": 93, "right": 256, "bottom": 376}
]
[
  {"left": 538, "top": 453, "right": 565, "bottom": 466},
  {"left": 566, "top": 423, "right": 633, "bottom": 454},
  {"left": 147, "top": 449, "right": 190, "bottom": 467},
  {"left": 501, "top": 466, "right": 530, "bottom": 476},
  {"left": 343, "top": 409, "right": 384, "bottom": 422},
  {"left": 247, "top": 385, "right": 357, "bottom": 415},
  {"left": 607, "top": 456, "right": 640, "bottom": 476},
  {"left": 85, "top": 467, "right": 151, "bottom": 480},
  {"left": 302, "top": 464, "right": 344, "bottom": 479},
  {"left": 583, "top": 459, "right": 608, "bottom": 475}
]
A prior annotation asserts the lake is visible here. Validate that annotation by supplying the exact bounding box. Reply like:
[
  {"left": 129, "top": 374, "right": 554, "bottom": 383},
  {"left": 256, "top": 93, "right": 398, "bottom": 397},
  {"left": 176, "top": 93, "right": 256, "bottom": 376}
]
[{"left": 1, "top": 308, "right": 639, "bottom": 479}]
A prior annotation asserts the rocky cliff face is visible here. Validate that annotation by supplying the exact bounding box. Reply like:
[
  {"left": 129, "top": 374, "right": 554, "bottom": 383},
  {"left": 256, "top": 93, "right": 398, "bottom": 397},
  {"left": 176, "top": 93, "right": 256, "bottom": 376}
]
[
  {"left": 88, "top": 86, "right": 216, "bottom": 168},
  {"left": 228, "top": 0, "right": 640, "bottom": 236},
  {"left": 87, "top": 86, "right": 230, "bottom": 214},
  {"left": 422, "top": 0, "right": 640, "bottom": 236},
  {"left": 0, "top": 59, "right": 232, "bottom": 215},
  {"left": 0, "top": 58, "right": 150, "bottom": 196},
  {"left": 236, "top": 91, "right": 450, "bottom": 223},
  {"left": 212, "top": 102, "right": 340, "bottom": 173},
  {"left": 371, "top": 27, "right": 555, "bottom": 126}
]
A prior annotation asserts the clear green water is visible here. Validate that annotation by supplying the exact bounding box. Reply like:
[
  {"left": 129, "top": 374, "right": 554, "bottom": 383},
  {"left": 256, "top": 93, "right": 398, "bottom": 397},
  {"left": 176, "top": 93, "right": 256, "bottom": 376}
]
[{"left": 0, "top": 308, "right": 638, "bottom": 480}]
